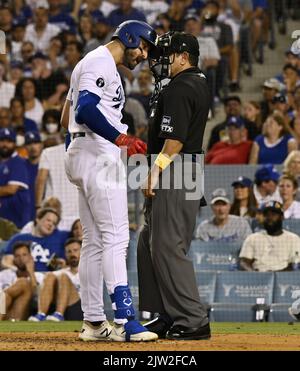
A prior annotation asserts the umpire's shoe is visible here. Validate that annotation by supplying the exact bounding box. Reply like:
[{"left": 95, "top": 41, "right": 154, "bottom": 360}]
[
  {"left": 109, "top": 320, "right": 158, "bottom": 342},
  {"left": 78, "top": 320, "right": 112, "bottom": 341},
  {"left": 166, "top": 322, "right": 211, "bottom": 341},
  {"left": 144, "top": 315, "right": 173, "bottom": 339}
]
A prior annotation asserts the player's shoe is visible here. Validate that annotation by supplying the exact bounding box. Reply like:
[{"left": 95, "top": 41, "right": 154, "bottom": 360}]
[
  {"left": 109, "top": 320, "right": 158, "bottom": 342},
  {"left": 78, "top": 320, "right": 112, "bottom": 341},
  {"left": 288, "top": 307, "right": 300, "bottom": 321},
  {"left": 28, "top": 313, "right": 46, "bottom": 322},
  {"left": 46, "top": 312, "right": 64, "bottom": 322}
]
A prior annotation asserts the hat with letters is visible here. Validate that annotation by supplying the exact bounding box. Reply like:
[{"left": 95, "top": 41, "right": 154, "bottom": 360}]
[
  {"left": 210, "top": 188, "right": 230, "bottom": 204},
  {"left": 0, "top": 128, "right": 16, "bottom": 142},
  {"left": 25, "top": 131, "right": 42, "bottom": 145},
  {"left": 231, "top": 176, "right": 252, "bottom": 188},
  {"left": 260, "top": 200, "right": 283, "bottom": 215}
]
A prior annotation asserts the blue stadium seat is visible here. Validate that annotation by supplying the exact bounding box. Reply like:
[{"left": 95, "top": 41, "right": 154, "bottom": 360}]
[
  {"left": 189, "top": 241, "right": 241, "bottom": 272},
  {"left": 211, "top": 272, "right": 274, "bottom": 322},
  {"left": 269, "top": 272, "right": 300, "bottom": 322}
]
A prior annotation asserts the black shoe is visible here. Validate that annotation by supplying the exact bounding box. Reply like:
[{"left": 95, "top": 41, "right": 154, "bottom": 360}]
[
  {"left": 144, "top": 316, "right": 172, "bottom": 339},
  {"left": 166, "top": 323, "right": 211, "bottom": 341}
]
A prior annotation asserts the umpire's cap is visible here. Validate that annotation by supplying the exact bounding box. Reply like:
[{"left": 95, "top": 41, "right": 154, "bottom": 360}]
[
  {"left": 112, "top": 20, "right": 157, "bottom": 50},
  {"left": 167, "top": 32, "right": 199, "bottom": 57}
]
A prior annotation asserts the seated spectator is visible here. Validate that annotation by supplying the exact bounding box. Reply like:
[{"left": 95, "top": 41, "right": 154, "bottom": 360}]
[
  {"left": 230, "top": 176, "right": 257, "bottom": 218},
  {"left": 10, "top": 97, "right": 38, "bottom": 136},
  {"left": 0, "top": 128, "right": 30, "bottom": 229},
  {"left": 290, "top": 114, "right": 300, "bottom": 148},
  {"left": 9, "top": 60, "right": 24, "bottom": 86},
  {"left": 0, "top": 218, "right": 19, "bottom": 242},
  {"left": 11, "top": 20, "right": 26, "bottom": 62},
  {"left": 24, "top": 132, "right": 43, "bottom": 221},
  {"left": 283, "top": 150, "right": 300, "bottom": 200},
  {"left": 40, "top": 109, "right": 63, "bottom": 147},
  {"left": 133, "top": 0, "right": 169, "bottom": 25},
  {"left": 195, "top": 188, "right": 252, "bottom": 242},
  {"left": 63, "top": 41, "right": 83, "bottom": 81},
  {"left": 243, "top": 100, "right": 262, "bottom": 135},
  {"left": 108, "top": 0, "right": 146, "bottom": 29},
  {"left": 239, "top": 201, "right": 300, "bottom": 272},
  {"left": 205, "top": 116, "right": 253, "bottom": 164},
  {"left": 249, "top": 114, "right": 297, "bottom": 164},
  {"left": 48, "top": 0, "right": 76, "bottom": 33},
  {"left": 283, "top": 63, "right": 300, "bottom": 96},
  {"left": 271, "top": 93, "right": 293, "bottom": 127},
  {"left": 1, "top": 207, "right": 69, "bottom": 272},
  {"left": 70, "top": 219, "right": 83, "bottom": 241},
  {"left": 253, "top": 164, "right": 282, "bottom": 205},
  {"left": 78, "top": 14, "right": 98, "bottom": 55},
  {"left": 129, "top": 68, "right": 152, "bottom": 117},
  {"left": 0, "top": 107, "right": 10, "bottom": 129},
  {"left": 0, "top": 242, "right": 38, "bottom": 321},
  {"left": 48, "top": 35, "right": 65, "bottom": 72},
  {"left": 260, "top": 78, "right": 282, "bottom": 122},
  {"left": 28, "top": 238, "right": 82, "bottom": 322},
  {"left": 20, "top": 41, "right": 35, "bottom": 74},
  {"left": 278, "top": 174, "right": 300, "bottom": 219},
  {"left": 0, "top": 5, "right": 13, "bottom": 35},
  {"left": 0, "top": 61, "right": 16, "bottom": 108},
  {"left": 207, "top": 96, "right": 258, "bottom": 149},
  {"left": 15, "top": 77, "right": 44, "bottom": 128}
]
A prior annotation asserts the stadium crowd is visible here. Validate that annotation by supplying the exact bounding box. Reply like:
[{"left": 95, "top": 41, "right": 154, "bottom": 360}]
[{"left": 0, "top": 0, "right": 300, "bottom": 321}]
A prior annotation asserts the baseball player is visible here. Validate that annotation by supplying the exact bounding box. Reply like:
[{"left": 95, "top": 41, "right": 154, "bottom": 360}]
[{"left": 62, "top": 21, "right": 158, "bottom": 342}]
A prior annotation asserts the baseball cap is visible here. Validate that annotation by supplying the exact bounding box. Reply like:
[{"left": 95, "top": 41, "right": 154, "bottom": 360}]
[
  {"left": 35, "top": 0, "right": 49, "bottom": 9},
  {"left": 223, "top": 95, "right": 241, "bottom": 105},
  {"left": 25, "top": 131, "right": 42, "bottom": 145},
  {"left": 272, "top": 93, "right": 287, "bottom": 104},
  {"left": 226, "top": 116, "right": 245, "bottom": 128},
  {"left": 262, "top": 78, "right": 281, "bottom": 91},
  {"left": 210, "top": 188, "right": 230, "bottom": 205},
  {"left": 255, "top": 165, "right": 280, "bottom": 183},
  {"left": 10, "top": 60, "right": 24, "bottom": 70},
  {"left": 231, "top": 176, "right": 253, "bottom": 188},
  {"left": 32, "top": 52, "right": 48, "bottom": 60},
  {"left": 0, "top": 128, "right": 16, "bottom": 142},
  {"left": 184, "top": 14, "right": 200, "bottom": 23},
  {"left": 260, "top": 200, "right": 283, "bottom": 215},
  {"left": 169, "top": 32, "right": 200, "bottom": 57}
]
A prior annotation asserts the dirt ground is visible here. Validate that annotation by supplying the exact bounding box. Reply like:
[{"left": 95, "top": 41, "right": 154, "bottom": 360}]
[{"left": 0, "top": 332, "right": 300, "bottom": 351}]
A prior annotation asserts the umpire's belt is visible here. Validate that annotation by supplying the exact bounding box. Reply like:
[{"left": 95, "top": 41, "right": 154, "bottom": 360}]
[{"left": 72, "top": 132, "right": 86, "bottom": 140}]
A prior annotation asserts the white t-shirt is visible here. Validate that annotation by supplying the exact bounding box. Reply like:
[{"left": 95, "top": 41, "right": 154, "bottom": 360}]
[
  {"left": 53, "top": 267, "right": 80, "bottom": 296},
  {"left": 284, "top": 201, "right": 300, "bottom": 219},
  {"left": 0, "top": 269, "right": 44, "bottom": 289},
  {"left": 253, "top": 185, "right": 282, "bottom": 206},
  {"left": 39, "top": 144, "right": 79, "bottom": 230},
  {"left": 24, "top": 23, "right": 60, "bottom": 53},
  {"left": 197, "top": 36, "right": 220, "bottom": 69},
  {"left": 0, "top": 81, "right": 15, "bottom": 108},
  {"left": 67, "top": 45, "right": 127, "bottom": 148},
  {"left": 240, "top": 230, "right": 300, "bottom": 271},
  {"left": 25, "top": 98, "right": 44, "bottom": 128}
]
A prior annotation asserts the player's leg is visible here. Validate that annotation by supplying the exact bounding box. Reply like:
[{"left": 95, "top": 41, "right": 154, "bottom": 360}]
[{"left": 5, "top": 278, "right": 33, "bottom": 320}]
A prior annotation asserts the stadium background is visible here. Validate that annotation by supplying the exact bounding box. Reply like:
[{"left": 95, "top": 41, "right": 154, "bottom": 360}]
[{"left": 0, "top": 0, "right": 300, "bottom": 351}]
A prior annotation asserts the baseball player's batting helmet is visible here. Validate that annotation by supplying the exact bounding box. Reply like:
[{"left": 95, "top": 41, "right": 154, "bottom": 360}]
[{"left": 112, "top": 20, "right": 157, "bottom": 49}]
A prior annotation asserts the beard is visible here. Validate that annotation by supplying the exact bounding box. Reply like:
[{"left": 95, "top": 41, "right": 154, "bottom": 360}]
[
  {"left": 123, "top": 49, "right": 141, "bottom": 70},
  {"left": 0, "top": 147, "right": 15, "bottom": 158},
  {"left": 263, "top": 219, "right": 283, "bottom": 235}
]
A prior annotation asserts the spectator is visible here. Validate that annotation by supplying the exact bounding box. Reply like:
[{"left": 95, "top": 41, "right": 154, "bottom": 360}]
[
  {"left": 9, "top": 60, "right": 24, "bottom": 86},
  {"left": 20, "top": 41, "right": 35, "bottom": 73},
  {"left": 167, "top": 0, "right": 189, "bottom": 31},
  {"left": 10, "top": 97, "right": 38, "bottom": 135},
  {"left": 239, "top": 201, "right": 300, "bottom": 272},
  {"left": 230, "top": 176, "right": 257, "bottom": 218},
  {"left": 207, "top": 96, "right": 258, "bottom": 149},
  {"left": 250, "top": 0, "right": 268, "bottom": 62},
  {"left": 70, "top": 219, "right": 83, "bottom": 241},
  {"left": 0, "top": 242, "right": 37, "bottom": 321},
  {"left": 48, "top": 0, "right": 76, "bottom": 32},
  {"left": 271, "top": 93, "right": 292, "bottom": 127},
  {"left": 0, "top": 218, "right": 19, "bottom": 242},
  {"left": 31, "top": 52, "right": 68, "bottom": 108},
  {"left": 0, "top": 61, "right": 16, "bottom": 108},
  {"left": 28, "top": 238, "right": 82, "bottom": 322},
  {"left": 0, "top": 5, "right": 13, "bottom": 34},
  {"left": 253, "top": 164, "right": 282, "bottom": 205},
  {"left": 78, "top": 0, "right": 115, "bottom": 19},
  {"left": 0, "top": 107, "right": 10, "bottom": 129},
  {"left": 133, "top": 0, "right": 169, "bottom": 25},
  {"left": 205, "top": 116, "right": 253, "bottom": 164},
  {"left": 283, "top": 63, "right": 300, "bottom": 96},
  {"left": 24, "top": 0, "right": 60, "bottom": 54},
  {"left": 15, "top": 77, "right": 44, "bottom": 127},
  {"left": 108, "top": 0, "right": 146, "bottom": 29},
  {"left": 92, "top": 15, "right": 113, "bottom": 46},
  {"left": 0, "top": 128, "right": 30, "bottom": 228},
  {"left": 63, "top": 41, "right": 83, "bottom": 81},
  {"left": 243, "top": 100, "right": 262, "bottom": 135},
  {"left": 129, "top": 68, "right": 152, "bottom": 117},
  {"left": 11, "top": 20, "right": 26, "bottom": 62},
  {"left": 11, "top": 0, "right": 33, "bottom": 25},
  {"left": 35, "top": 143, "right": 79, "bottom": 230},
  {"left": 41, "top": 109, "right": 63, "bottom": 147},
  {"left": 1, "top": 207, "right": 68, "bottom": 272},
  {"left": 279, "top": 174, "right": 300, "bottom": 219},
  {"left": 260, "top": 78, "right": 282, "bottom": 122},
  {"left": 283, "top": 151, "right": 300, "bottom": 201},
  {"left": 195, "top": 188, "right": 252, "bottom": 242},
  {"left": 249, "top": 114, "right": 297, "bottom": 164},
  {"left": 78, "top": 14, "right": 98, "bottom": 55},
  {"left": 24, "top": 131, "right": 43, "bottom": 221},
  {"left": 48, "top": 35, "right": 65, "bottom": 71}
]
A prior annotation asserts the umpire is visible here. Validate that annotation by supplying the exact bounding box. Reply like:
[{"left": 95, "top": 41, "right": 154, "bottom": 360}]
[{"left": 137, "top": 32, "right": 211, "bottom": 340}]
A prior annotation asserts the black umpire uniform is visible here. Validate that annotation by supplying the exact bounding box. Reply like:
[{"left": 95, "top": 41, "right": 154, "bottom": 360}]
[{"left": 137, "top": 32, "right": 211, "bottom": 340}]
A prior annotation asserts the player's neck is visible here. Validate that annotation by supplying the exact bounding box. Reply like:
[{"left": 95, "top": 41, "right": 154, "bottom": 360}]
[{"left": 105, "top": 40, "right": 125, "bottom": 66}]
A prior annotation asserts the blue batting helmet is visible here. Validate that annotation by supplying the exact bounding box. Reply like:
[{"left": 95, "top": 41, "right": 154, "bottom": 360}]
[{"left": 112, "top": 20, "right": 157, "bottom": 49}]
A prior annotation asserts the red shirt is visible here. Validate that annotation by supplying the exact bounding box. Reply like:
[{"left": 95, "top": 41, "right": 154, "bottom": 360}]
[{"left": 206, "top": 141, "right": 253, "bottom": 164}]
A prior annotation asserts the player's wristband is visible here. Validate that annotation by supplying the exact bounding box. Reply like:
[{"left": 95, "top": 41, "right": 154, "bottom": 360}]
[{"left": 154, "top": 152, "right": 172, "bottom": 170}]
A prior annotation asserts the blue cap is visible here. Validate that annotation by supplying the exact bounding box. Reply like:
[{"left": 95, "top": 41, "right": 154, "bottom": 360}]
[
  {"left": 255, "top": 165, "right": 280, "bottom": 183},
  {"left": 260, "top": 200, "right": 283, "bottom": 214},
  {"left": 25, "top": 131, "right": 41, "bottom": 144},
  {"left": 226, "top": 116, "right": 245, "bottom": 128},
  {"left": 231, "top": 176, "right": 253, "bottom": 188},
  {"left": 0, "top": 128, "right": 16, "bottom": 142},
  {"left": 10, "top": 60, "right": 23, "bottom": 69}
]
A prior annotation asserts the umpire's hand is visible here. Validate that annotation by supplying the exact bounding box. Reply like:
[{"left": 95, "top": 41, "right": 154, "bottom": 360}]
[{"left": 142, "top": 166, "right": 160, "bottom": 198}]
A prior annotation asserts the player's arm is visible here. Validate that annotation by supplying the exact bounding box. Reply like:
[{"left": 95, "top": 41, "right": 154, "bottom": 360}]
[
  {"left": 60, "top": 98, "right": 71, "bottom": 130},
  {"left": 75, "top": 90, "right": 147, "bottom": 155}
]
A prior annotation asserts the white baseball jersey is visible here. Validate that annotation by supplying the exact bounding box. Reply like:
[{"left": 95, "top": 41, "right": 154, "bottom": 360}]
[{"left": 67, "top": 45, "right": 127, "bottom": 145}]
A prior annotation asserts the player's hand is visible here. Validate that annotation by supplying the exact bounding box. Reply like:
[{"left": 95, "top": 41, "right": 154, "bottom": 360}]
[{"left": 115, "top": 134, "right": 147, "bottom": 156}]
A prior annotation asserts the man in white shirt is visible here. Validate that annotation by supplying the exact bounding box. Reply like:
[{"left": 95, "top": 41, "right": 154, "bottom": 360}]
[
  {"left": 24, "top": 1, "right": 60, "bottom": 54},
  {"left": 253, "top": 164, "right": 282, "bottom": 206},
  {"left": 239, "top": 201, "right": 300, "bottom": 272},
  {"left": 0, "top": 62, "right": 15, "bottom": 108}
]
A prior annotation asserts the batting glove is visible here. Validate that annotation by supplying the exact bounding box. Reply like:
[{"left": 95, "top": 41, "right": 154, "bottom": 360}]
[{"left": 115, "top": 134, "right": 147, "bottom": 156}]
